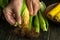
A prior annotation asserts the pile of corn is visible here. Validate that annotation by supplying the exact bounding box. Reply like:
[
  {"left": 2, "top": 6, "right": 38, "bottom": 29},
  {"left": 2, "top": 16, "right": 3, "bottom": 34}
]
[
  {"left": 0, "top": 0, "right": 49, "bottom": 38},
  {"left": 18, "top": 0, "right": 49, "bottom": 38},
  {"left": 47, "top": 3, "right": 60, "bottom": 22}
]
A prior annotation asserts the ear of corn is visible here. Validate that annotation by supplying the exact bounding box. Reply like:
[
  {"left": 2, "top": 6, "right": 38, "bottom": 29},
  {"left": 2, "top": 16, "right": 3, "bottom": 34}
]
[
  {"left": 55, "top": 12, "right": 60, "bottom": 22},
  {"left": 47, "top": 3, "right": 60, "bottom": 19},
  {"left": 21, "top": 0, "right": 26, "bottom": 16},
  {"left": 38, "top": 11, "right": 48, "bottom": 31},
  {"left": 21, "top": 6, "right": 30, "bottom": 29},
  {"left": 21, "top": 0, "right": 33, "bottom": 31},
  {"left": 38, "top": 2, "right": 49, "bottom": 31},
  {"left": 33, "top": 15, "right": 40, "bottom": 33},
  {"left": 1, "top": 0, "right": 49, "bottom": 35},
  {"left": 43, "top": 16, "right": 49, "bottom": 31}
]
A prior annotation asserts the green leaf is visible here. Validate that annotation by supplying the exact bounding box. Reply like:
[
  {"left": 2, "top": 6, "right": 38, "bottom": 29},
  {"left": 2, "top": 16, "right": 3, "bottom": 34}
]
[
  {"left": 40, "top": 1, "right": 46, "bottom": 13},
  {"left": 33, "top": 15, "right": 40, "bottom": 33}
]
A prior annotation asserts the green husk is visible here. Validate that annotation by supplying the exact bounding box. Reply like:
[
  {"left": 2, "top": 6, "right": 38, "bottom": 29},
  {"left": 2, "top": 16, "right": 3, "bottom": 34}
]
[
  {"left": 29, "top": 16, "right": 33, "bottom": 30},
  {"left": 38, "top": 11, "right": 47, "bottom": 31},
  {"left": 40, "top": 1, "right": 46, "bottom": 13},
  {"left": 33, "top": 15, "right": 40, "bottom": 33},
  {"left": 21, "top": 0, "right": 26, "bottom": 16}
]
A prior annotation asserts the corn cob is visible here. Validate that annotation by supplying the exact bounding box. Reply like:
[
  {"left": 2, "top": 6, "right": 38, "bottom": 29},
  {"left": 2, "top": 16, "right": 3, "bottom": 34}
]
[
  {"left": 43, "top": 16, "right": 49, "bottom": 31},
  {"left": 55, "top": 12, "right": 60, "bottom": 22},
  {"left": 21, "top": 7, "right": 30, "bottom": 29},
  {"left": 38, "top": 2, "right": 49, "bottom": 31},
  {"left": 38, "top": 11, "right": 47, "bottom": 31},
  {"left": 33, "top": 15, "right": 40, "bottom": 33},
  {"left": 47, "top": 3, "right": 60, "bottom": 19},
  {"left": 17, "top": 0, "right": 30, "bottom": 29},
  {"left": 21, "top": 0, "right": 26, "bottom": 16}
]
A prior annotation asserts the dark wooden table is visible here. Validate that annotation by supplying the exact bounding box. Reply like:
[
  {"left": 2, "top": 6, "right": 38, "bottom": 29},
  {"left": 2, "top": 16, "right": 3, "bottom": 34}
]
[{"left": 0, "top": 0, "right": 60, "bottom": 40}]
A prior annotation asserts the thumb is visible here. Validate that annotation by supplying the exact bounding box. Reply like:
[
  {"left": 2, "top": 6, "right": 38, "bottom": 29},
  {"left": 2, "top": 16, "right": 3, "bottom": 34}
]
[{"left": 15, "top": 10, "right": 22, "bottom": 25}]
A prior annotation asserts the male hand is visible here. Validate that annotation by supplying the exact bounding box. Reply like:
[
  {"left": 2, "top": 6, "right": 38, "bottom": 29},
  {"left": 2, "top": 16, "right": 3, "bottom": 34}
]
[
  {"left": 26, "top": 0, "right": 40, "bottom": 16},
  {"left": 3, "top": 0, "right": 23, "bottom": 26}
]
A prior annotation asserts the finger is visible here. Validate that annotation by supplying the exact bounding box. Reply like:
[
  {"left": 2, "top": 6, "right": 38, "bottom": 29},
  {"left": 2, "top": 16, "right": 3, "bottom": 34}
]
[
  {"left": 16, "top": 12, "right": 21, "bottom": 25},
  {"left": 26, "top": 0, "right": 33, "bottom": 16},
  {"left": 3, "top": 7, "right": 16, "bottom": 26},
  {"left": 32, "top": 0, "right": 40, "bottom": 16},
  {"left": 15, "top": 11, "right": 21, "bottom": 27},
  {"left": 33, "top": 6, "right": 40, "bottom": 16},
  {"left": 14, "top": 7, "right": 22, "bottom": 25},
  {"left": 13, "top": 0, "right": 23, "bottom": 25}
]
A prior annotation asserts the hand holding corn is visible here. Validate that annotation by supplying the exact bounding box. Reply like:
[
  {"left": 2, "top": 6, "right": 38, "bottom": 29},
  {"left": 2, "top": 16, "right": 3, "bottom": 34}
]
[
  {"left": 3, "top": 0, "right": 23, "bottom": 26},
  {"left": 26, "top": 0, "right": 40, "bottom": 16},
  {"left": 3, "top": 0, "right": 40, "bottom": 26},
  {"left": 1, "top": 0, "right": 49, "bottom": 38}
]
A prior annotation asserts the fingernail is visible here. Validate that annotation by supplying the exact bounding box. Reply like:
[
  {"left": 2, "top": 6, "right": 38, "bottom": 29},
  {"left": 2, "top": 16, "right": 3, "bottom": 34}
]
[
  {"left": 14, "top": 22, "right": 17, "bottom": 27},
  {"left": 19, "top": 19, "right": 21, "bottom": 24}
]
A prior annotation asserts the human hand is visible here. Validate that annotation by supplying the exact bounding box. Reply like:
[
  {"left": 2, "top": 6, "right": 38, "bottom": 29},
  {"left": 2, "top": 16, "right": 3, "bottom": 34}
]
[
  {"left": 26, "top": 0, "right": 40, "bottom": 16},
  {"left": 3, "top": 0, "right": 23, "bottom": 26}
]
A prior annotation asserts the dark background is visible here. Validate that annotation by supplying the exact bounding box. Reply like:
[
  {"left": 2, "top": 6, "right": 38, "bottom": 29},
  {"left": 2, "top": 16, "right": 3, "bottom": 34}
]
[{"left": 0, "top": 0, "right": 60, "bottom": 40}]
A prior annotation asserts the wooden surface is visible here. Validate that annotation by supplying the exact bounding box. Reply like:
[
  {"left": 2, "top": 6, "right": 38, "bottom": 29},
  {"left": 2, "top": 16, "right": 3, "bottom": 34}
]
[
  {"left": 0, "top": 16, "right": 60, "bottom": 40},
  {"left": 0, "top": 0, "right": 60, "bottom": 40}
]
